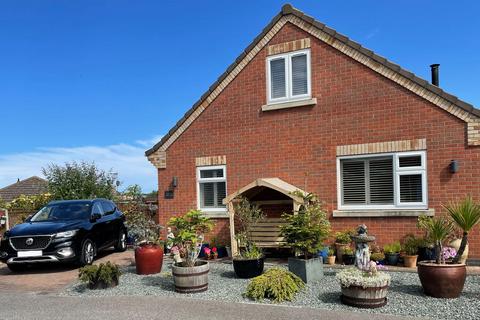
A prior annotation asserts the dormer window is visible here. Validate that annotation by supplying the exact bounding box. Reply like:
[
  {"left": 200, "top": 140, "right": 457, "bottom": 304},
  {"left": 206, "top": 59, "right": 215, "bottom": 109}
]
[{"left": 267, "top": 49, "right": 311, "bottom": 104}]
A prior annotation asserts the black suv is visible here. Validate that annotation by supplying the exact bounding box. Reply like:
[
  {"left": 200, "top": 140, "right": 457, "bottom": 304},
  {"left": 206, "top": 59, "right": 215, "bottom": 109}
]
[{"left": 0, "top": 199, "right": 127, "bottom": 271}]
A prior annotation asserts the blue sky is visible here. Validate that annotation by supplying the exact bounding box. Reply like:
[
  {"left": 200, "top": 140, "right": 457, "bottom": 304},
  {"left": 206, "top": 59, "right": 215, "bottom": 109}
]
[{"left": 1, "top": 1, "right": 479, "bottom": 192}]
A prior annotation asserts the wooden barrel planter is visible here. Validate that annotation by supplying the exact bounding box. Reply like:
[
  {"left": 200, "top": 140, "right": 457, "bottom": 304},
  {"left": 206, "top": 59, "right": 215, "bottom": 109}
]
[
  {"left": 340, "top": 282, "right": 389, "bottom": 308},
  {"left": 172, "top": 260, "right": 209, "bottom": 293}
]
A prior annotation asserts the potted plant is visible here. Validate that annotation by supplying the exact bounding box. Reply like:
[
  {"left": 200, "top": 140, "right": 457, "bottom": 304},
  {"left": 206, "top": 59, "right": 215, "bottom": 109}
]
[
  {"left": 168, "top": 209, "right": 214, "bottom": 293},
  {"left": 334, "top": 229, "right": 353, "bottom": 264},
  {"left": 326, "top": 248, "right": 336, "bottom": 265},
  {"left": 402, "top": 234, "right": 421, "bottom": 268},
  {"left": 337, "top": 262, "right": 390, "bottom": 308},
  {"left": 78, "top": 261, "right": 121, "bottom": 290},
  {"left": 417, "top": 236, "right": 436, "bottom": 262},
  {"left": 370, "top": 252, "right": 385, "bottom": 263},
  {"left": 280, "top": 192, "right": 331, "bottom": 283},
  {"left": 232, "top": 197, "right": 265, "bottom": 279},
  {"left": 125, "top": 210, "right": 164, "bottom": 275},
  {"left": 383, "top": 241, "right": 401, "bottom": 266},
  {"left": 417, "top": 196, "right": 480, "bottom": 298},
  {"left": 342, "top": 246, "right": 355, "bottom": 265},
  {"left": 317, "top": 246, "right": 330, "bottom": 262}
]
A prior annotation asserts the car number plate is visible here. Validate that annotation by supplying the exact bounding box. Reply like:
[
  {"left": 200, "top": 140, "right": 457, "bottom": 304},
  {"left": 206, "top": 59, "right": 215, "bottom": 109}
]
[{"left": 18, "top": 251, "right": 42, "bottom": 258}]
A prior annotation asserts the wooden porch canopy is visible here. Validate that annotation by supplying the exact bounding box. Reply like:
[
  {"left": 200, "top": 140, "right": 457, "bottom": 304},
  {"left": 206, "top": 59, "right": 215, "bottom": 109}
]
[{"left": 223, "top": 178, "right": 306, "bottom": 256}]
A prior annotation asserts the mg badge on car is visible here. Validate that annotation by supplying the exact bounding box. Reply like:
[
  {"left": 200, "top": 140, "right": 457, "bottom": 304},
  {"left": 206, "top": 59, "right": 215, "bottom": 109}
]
[{"left": 25, "top": 238, "right": 34, "bottom": 246}]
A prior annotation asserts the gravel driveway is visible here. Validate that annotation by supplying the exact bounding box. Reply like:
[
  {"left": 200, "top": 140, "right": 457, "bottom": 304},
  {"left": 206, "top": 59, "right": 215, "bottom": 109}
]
[{"left": 63, "top": 260, "right": 480, "bottom": 320}]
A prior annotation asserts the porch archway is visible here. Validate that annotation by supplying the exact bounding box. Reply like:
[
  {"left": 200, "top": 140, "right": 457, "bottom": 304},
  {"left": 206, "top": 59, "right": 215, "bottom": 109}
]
[{"left": 223, "top": 178, "right": 307, "bottom": 256}]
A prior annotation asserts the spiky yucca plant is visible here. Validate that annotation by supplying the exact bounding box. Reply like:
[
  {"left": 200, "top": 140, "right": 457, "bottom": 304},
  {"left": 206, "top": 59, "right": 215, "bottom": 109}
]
[
  {"left": 417, "top": 215, "right": 455, "bottom": 264},
  {"left": 444, "top": 196, "right": 480, "bottom": 263}
]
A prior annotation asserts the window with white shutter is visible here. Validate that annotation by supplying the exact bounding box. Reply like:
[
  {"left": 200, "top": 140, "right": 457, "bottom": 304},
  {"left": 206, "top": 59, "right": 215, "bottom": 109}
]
[
  {"left": 338, "top": 151, "right": 427, "bottom": 209},
  {"left": 197, "top": 166, "right": 227, "bottom": 212},
  {"left": 267, "top": 49, "right": 311, "bottom": 104}
]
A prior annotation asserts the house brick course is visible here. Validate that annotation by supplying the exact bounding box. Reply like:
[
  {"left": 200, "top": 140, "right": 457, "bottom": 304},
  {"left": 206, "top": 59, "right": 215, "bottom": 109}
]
[{"left": 149, "top": 7, "right": 480, "bottom": 258}]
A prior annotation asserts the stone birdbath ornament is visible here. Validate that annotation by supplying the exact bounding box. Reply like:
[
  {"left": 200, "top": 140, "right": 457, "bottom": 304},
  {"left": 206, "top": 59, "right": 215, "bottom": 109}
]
[{"left": 336, "top": 224, "right": 391, "bottom": 308}]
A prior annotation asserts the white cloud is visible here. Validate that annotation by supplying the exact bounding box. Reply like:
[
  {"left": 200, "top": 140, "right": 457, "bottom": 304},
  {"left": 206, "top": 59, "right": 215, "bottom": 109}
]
[{"left": 0, "top": 137, "right": 163, "bottom": 193}]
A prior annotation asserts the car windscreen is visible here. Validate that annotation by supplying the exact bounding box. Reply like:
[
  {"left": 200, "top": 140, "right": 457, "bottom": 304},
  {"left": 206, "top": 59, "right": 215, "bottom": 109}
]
[{"left": 30, "top": 203, "right": 92, "bottom": 222}]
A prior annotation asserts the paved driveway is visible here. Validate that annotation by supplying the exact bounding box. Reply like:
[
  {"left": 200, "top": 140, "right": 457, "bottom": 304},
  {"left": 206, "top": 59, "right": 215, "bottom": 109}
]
[{"left": 0, "top": 250, "right": 134, "bottom": 293}]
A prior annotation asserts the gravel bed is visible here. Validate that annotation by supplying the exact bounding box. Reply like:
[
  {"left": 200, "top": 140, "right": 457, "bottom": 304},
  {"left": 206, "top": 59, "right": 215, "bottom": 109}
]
[{"left": 63, "top": 261, "right": 480, "bottom": 320}]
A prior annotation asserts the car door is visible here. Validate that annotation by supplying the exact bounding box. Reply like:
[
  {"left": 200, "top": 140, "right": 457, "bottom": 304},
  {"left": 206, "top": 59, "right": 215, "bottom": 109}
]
[
  {"left": 90, "top": 202, "right": 107, "bottom": 250},
  {"left": 100, "top": 200, "right": 117, "bottom": 246}
]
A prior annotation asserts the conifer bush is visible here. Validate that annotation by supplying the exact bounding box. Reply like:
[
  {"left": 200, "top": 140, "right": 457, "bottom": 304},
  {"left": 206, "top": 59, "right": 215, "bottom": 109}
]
[{"left": 244, "top": 268, "right": 305, "bottom": 302}]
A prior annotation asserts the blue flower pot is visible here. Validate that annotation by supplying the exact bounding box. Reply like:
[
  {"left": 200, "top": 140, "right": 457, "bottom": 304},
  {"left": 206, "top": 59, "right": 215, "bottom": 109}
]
[{"left": 317, "top": 247, "right": 329, "bottom": 262}]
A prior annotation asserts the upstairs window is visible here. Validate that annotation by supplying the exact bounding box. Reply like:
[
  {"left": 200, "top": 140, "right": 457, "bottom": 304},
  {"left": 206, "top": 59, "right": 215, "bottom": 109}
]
[
  {"left": 197, "top": 166, "right": 227, "bottom": 212},
  {"left": 338, "top": 151, "right": 427, "bottom": 209},
  {"left": 267, "top": 49, "right": 311, "bottom": 104}
]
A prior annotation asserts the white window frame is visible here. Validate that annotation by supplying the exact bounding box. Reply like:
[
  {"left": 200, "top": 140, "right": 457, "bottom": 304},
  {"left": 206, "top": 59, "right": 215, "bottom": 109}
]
[
  {"left": 266, "top": 49, "right": 311, "bottom": 105},
  {"left": 336, "top": 151, "right": 427, "bottom": 210},
  {"left": 196, "top": 165, "right": 227, "bottom": 213}
]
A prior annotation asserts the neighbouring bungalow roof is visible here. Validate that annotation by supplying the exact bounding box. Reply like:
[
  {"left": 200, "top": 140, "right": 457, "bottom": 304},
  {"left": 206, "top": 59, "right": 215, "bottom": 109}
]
[
  {"left": 0, "top": 176, "right": 48, "bottom": 202},
  {"left": 146, "top": 4, "right": 480, "bottom": 161}
]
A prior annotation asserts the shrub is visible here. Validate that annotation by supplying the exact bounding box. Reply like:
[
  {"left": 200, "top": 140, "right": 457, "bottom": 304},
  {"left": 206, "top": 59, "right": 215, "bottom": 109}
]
[
  {"left": 244, "top": 268, "right": 305, "bottom": 302},
  {"left": 7, "top": 193, "right": 53, "bottom": 211},
  {"left": 417, "top": 215, "right": 455, "bottom": 264},
  {"left": 233, "top": 197, "right": 264, "bottom": 260},
  {"left": 370, "top": 252, "right": 385, "bottom": 262},
  {"left": 125, "top": 210, "right": 163, "bottom": 246},
  {"left": 79, "top": 262, "right": 121, "bottom": 288},
  {"left": 42, "top": 161, "right": 118, "bottom": 200},
  {"left": 334, "top": 229, "right": 354, "bottom": 244},
  {"left": 280, "top": 192, "right": 330, "bottom": 259},
  {"left": 383, "top": 241, "right": 401, "bottom": 254},
  {"left": 402, "top": 234, "right": 422, "bottom": 256}
]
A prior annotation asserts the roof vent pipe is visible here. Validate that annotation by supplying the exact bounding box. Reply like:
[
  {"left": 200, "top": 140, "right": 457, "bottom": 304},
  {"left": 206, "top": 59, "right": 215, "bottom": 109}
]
[{"left": 430, "top": 64, "right": 440, "bottom": 86}]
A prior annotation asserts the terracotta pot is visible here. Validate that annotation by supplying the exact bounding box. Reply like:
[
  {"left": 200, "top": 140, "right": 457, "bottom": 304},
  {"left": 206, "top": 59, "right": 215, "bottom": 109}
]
[
  {"left": 403, "top": 255, "right": 418, "bottom": 268},
  {"left": 335, "top": 243, "right": 349, "bottom": 264},
  {"left": 135, "top": 244, "right": 164, "bottom": 275},
  {"left": 327, "top": 255, "right": 336, "bottom": 265},
  {"left": 417, "top": 261, "right": 466, "bottom": 298}
]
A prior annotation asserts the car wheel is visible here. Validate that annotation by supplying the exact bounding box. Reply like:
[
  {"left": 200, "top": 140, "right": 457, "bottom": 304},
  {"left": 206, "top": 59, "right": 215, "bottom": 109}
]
[
  {"left": 114, "top": 229, "right": 127, "bottom": 252},
  {"left": 7, "top": 263, "right": 27, "bottom": 272},
  {"left": 78, "top": 239, "right": 95, "bottom": 266}
]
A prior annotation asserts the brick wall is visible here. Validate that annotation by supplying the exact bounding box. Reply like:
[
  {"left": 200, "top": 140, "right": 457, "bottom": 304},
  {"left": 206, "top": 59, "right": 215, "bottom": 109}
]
[{"left": 155, "top": 22, "right": 480, "bottom": 257}]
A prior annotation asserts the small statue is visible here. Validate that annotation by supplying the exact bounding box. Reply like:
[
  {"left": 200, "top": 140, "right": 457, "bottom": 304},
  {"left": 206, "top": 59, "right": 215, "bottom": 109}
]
[{"left": 355, "top": 242, "right": 371, "bottom": 270}]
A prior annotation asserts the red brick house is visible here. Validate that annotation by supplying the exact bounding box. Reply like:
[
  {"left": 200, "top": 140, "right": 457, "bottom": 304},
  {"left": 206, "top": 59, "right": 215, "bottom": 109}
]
[{"left": 146, "top": 5, "right": 480, "bottom": 258}]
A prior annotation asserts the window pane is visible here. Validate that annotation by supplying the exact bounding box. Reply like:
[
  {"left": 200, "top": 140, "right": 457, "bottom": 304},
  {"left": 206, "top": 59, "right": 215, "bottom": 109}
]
[
  {"left": 270, "top": 58, "right": 286, "bottom": 99},
  {"left": 399, "top": 155, "right": 422, "bottom": 167},
  {"left": 200, "top": 183, "right": 215, "bottom": 207},
  {"left": 369, "top": 158, "right": 394, "bottom": 204},
  {"left": 400, "top": 174, "right": 423, "bottom": 202},
  {"left": 216, "top": 182, "right": 226, "bottom": 207},
  {"left": 342, "top": 160, "right": 366, "bottom": 204},
  {"left": 291, "top": 54, "right": 308, "bottom": 96},
  {"left": 200, "top": 169, "right": 224, "bottom": 179}
]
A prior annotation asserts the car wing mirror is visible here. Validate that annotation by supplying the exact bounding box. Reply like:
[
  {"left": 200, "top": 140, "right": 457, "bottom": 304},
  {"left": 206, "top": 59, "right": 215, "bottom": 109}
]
[{"left": 91, "top": 213, "right": 102, "bottom": 221}]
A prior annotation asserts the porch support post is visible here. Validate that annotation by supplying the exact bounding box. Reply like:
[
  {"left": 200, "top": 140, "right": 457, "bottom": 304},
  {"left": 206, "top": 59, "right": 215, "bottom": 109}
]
[
  {"left": 228, "top": 201, "right": 238, "bottom": 256},
  {"left": 293, "top": 201, "right": 300, "bottom": 215}
]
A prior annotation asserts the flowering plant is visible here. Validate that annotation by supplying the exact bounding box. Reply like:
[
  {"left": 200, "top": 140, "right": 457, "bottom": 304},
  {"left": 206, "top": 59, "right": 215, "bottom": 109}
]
[
  {"left": 203, "top": 246, "right": 218, "bottom": 260},
  {"left": 336, "top": 265, "right": 391, "bottom": 289},
  {"left": 441, "top": 247, "right": 457, "bottom": 262}
]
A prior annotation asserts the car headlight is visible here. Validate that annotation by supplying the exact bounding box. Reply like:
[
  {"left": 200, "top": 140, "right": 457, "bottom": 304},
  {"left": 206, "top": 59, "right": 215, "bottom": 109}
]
[{"left": 55, "top": 230, "right": 79, "bottom": 238}]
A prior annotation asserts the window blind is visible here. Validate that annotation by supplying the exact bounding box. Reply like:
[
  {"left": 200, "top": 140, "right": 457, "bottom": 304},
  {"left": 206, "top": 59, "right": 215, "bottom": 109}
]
[
  {"left": 291, "top": 54, "right": 308, "bottom": 96},
  {"left": 270, "top": 58, "right": 286, "bottom": 99}
]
